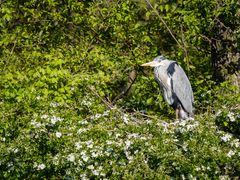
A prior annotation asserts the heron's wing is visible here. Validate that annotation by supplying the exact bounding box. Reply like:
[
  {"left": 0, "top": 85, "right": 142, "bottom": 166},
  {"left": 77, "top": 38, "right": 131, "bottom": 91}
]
[{"left": 168, "top": 62, "right": 194, "bottom": 113}]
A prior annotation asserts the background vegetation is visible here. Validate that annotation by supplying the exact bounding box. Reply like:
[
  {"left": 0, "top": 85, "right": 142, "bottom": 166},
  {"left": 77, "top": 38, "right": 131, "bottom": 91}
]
[{"left": 0, "top": 0, "right": 239, "bottom": 178}]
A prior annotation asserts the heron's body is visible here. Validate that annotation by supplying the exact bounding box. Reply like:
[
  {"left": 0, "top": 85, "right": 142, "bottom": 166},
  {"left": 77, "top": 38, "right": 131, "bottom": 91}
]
[{"left": 141, "top": 56, "right": 194, "bottom": 119}]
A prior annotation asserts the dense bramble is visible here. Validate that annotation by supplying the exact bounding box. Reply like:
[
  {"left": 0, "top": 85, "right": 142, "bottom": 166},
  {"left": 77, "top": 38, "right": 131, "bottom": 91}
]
[{"left": 0, "top": 0, "right": 239, "bottom": 178}]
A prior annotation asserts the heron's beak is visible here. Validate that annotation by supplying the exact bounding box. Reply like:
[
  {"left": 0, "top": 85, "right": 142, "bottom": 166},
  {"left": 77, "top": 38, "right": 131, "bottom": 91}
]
[{"left": 141, "top": 61, "right": 161, "bottom": 67}]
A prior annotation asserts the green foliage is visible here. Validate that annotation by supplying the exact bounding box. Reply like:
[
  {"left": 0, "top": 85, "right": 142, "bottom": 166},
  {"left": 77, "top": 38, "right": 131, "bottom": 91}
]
[{"left": 0, "top": 0, "right": 239, "bottom": 178}]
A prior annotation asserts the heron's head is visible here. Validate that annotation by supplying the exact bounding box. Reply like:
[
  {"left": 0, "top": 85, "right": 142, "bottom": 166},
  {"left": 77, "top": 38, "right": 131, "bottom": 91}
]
[{"left": 141, "top": 55, "right": 167, "bottom": 67}]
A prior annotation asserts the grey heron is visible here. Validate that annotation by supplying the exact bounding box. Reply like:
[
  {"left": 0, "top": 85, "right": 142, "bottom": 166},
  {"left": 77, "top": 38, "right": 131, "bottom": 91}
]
[{"left": 141, "top": 56, "right": 194, "bottom": 119}]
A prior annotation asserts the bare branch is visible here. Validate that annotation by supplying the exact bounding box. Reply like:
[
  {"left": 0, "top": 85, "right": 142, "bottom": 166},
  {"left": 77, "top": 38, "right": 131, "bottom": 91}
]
[
  {"left": 88, "top": 86, "right": 114, "bottom": 109},
  {"left": 145, "top": 0, "right": 185, "bottom": 51},
  {"left": 112, "top": 69, "right": 137, "bottom": 104}
]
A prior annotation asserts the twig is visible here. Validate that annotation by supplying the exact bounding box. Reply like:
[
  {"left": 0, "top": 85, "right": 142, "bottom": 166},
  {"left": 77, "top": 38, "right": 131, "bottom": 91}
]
[
  {"left": 145, "top": 0, "right": 185, "bottom": 51},
  {"left": 180, "top": 24, "right": 190, "bottom": 72},
  {"left": 214, "top": 17, "right": 233, "bottom": 32},
  {"left": 112, "top": 69, "right": 137, "bottom": 104},
  {"left": 88, "top": 85, "right": 114, "bottom": 109},
  {"left": 10, "top": 40, "right": 17, "bottom": 55}
]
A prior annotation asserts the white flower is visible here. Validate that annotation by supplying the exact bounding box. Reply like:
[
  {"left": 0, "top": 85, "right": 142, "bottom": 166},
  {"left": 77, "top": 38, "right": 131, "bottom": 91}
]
[
  {"left": 87, "top": 165, "right": 94, "bottom": 170},
  {"left": 50, "top": 102, "right": 60, "bottom": 107},
  {"left": 81, "top": 99, "right": 92, "bottom": 107},
  {"left": 123, "top": 114, "right": 129, "bottom": 124},
  {"left": 234, "top": 141, "right": 240, "bottom": 148},
  {"left": 179, "top": 120, "right": 187, "bottom": 126},
  {"left": 227, "top": 150, "right": 235, "bottom": 157},
  {"left": 103, "top": 110, "right": 109, "bottom": 116},
  {"left": 30, "top": 120, "right": 42, "bottom": 128},
  {"left": 56, "top": 132, "right": 62, "bottom": 138},
  {"left": 94, "top": 114, "right": 101, "bottom": 119},
  {"left": 227, "top": 112, "right": 235, "bottom": 122},
  {"left": 80, "top": 120, "right": 88, "bottom": 125},
  {"left": 77, "top": 128, "right": 87, "bottom": 134},
  {"left": 216, "top": 110, "right": 222, "bottom": 116},
  {"left": 13, "top": 148, "right": 18, "bottom": 153},
  {"left": 125, "top": 140, "right": 131, "bottom": 149},
  {"left": 221, "top": 134, "right": 232, "bottom": 142},
  {"left": 37, "top": 163, "right": 46, "bottom": 170},
  {"left": 128, "top": 133, "right": 139, "bottom": 138},
  {"left": 115, "top": 133, "right": 121, "bottom": 138},
  {"left": 161, "top": 122, "right": 169, "bottom": 132},
  {"left": 53, "top": 155, "right": 60, "bottom": 165},
  {"left": 41, "top": 114, "right": 49, "bottom": 119},
  {"left": 91, "top": 151, "right": 99, "bottom": 158},
  {"left": 75, "top": 142, "right": 82, "bottom": 150},
  {"left": 82, "top": 155, "right": 89, "bottom": 162},
  {"left": 100, "top": 172, "right": 106, "bottom": 177},
  {"left": 67, "top": 154, "right": 75, "bottom": 162},
  {"left": 124, "top": 150, "right": 133, "bottom": 161},
  {"left": 50, "top": 116, "right": 63, "bottom": 124},
  {"left": 92, "top": 170, "right": 99, "bottom": 176},
  {"left": 201, "top": 165, "right": 206, "bottom": 171},
  {"left": 146, "top": 119, "right": 152, "bottom": 124},
  {"left": 106, "top": 140, "right": 113, "bottom": 145},
  {"left": 78, "top": 160, "right": 83, "bottom": 166},
  {"left": 86, "top": 140, "right": 93, "bottom": 148},
  {"left": 80, "top": 173, "right": 89, "bottom": 180},
  {"left": 182, "top": 143, "right": 188, "bottom": 152}
]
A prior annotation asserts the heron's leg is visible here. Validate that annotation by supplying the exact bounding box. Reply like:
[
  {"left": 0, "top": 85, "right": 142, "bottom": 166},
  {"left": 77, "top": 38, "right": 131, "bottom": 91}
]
[{"left": 175, "top": 108, "right": 179, "bottom": 119}]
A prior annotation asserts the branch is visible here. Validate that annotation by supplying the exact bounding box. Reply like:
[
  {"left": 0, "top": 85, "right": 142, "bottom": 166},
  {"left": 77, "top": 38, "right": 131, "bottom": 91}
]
[
  {"left": 88, "top": 86, "right": 114, "bottom": 109},
  {"left": 145, "top": 0, "right": 185, "bottom": 51},
  {"left": 112, "top": 69, "right": 137, "bottom": 104}
]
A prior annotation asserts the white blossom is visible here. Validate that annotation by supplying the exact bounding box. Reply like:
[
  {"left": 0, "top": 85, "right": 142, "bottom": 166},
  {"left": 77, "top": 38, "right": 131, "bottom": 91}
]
[
  {"left": 91, "top": 151, "right": 99, "bottom": 158},
  {"left": 81, "top": 99, "right": 92, "bottom": 107},
  {"left": 53, "top": 155, "right": 60, "bottom": 165},
  {"left": 67, "top": 154, "right": 75, "bottom": 162},
  {"left": 30, "top": 120, "right": 42, "bottom": 128},
  {"left": 41, "top": 114, "right": 49, "bottom": 119},
  {"left": 50, "top": 102, "right": 60, "bottom": 107},
  {"left": 50, "top": 115, "right": 63, "bottom": 124},
  {"left": 87, "top": 165, "right": 94, "bottom": 170},
  {"left": 94, "top": 114, "right": 102, "bottom": 119},
  {"left": 56, "top": 132, "right": 62, "bottom": 138},
  {"left": 115, "top": 133, "right": 121, "bottom": 138},
  {"left": 125, "top": 140, "right": 131, "bottom": 149},
  {"left": 195, "top": 166, "right": 201, "bottom": 171},
  {"left": 227, "top": 112, "right": 235, "bottom": 122},
  {"left": 127, "top": 133, "right": 139, "bottom": 138},
  {"left": 75, "top": 142, "right": 82, "bottom": 150},
  {"left": 77, "top": 128, "right": 87, "bottom": 134},
  {"left": 221, "top": 133, "right": 232, "bottom": 142},
  {"left": 123, "top": 114, "right": 129, "bottom": 124},
  {"left": 106, "top": 140, "right": 113, "bottom": 145},
  {"left": 13, "top": 148, "right": 18, "bottom": 153},
  {"left": 230, "top": 139, "right": 240, "bottom": 148},
  {"left": 82, "top": 154, "right": 89, "bottom": 162},
  {"left": 80, "top": 120, "right": 88, "bottom": 125},
  {"left": 37, "top": 163, "right": 46, "bottom": 170},
  {"left": 216, "top": 110, "right": 222, "bottom": 116},
  {"left": 227, "top": 150, "right": 235, "bottom": 157},
  {"left": 80, "top": 173, "right": 89, "bottom": 180},
  {"left": 86, "top": 140, "right": 93, "bottom": 148}
]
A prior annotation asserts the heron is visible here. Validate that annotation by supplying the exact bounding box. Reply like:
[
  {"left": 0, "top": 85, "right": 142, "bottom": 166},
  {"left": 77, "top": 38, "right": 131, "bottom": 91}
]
[{"left": 141, "top": 56, "right": 194, "bottom": 119}]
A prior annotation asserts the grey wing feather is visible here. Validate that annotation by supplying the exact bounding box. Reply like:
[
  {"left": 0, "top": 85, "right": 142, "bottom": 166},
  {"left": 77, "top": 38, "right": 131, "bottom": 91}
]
[{"left": 168, "top": 62, "right": 194, "bottom": 113}]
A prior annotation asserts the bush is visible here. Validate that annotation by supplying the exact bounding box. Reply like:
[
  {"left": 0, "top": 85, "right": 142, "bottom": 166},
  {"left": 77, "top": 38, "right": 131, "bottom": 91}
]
[{"left": 0, "top": 0, "right": 240, "bottom": 178}]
